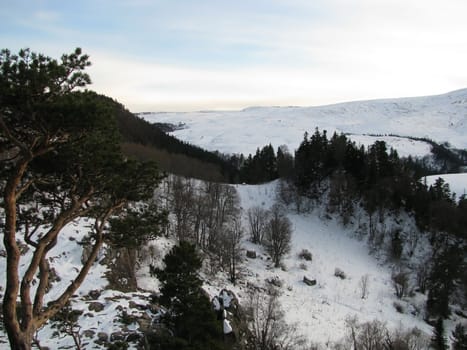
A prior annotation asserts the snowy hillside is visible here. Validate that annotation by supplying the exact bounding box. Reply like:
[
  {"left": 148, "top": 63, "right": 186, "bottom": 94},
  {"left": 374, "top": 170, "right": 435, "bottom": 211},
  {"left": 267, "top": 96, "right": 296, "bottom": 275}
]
[
  {"left": 141, "top": 89, "right": 467, "bottom": 156},
  {"left": 201, "top": 182, "right": 434, "bottom": 346}
]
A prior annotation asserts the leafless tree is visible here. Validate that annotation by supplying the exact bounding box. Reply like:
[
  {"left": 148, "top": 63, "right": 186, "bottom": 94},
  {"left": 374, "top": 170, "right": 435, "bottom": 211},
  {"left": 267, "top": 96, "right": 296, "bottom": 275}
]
[
  {"left": 342, "top": 317, "right": 430, "bottom": 350},
  {"left": 392, "top": 270, "right": 409, "bottom": 299},
  {"left": 416, "top": 257, "right": 430, "bottom": 294},
  {"left": 170, "top": 176, "right": 195, "bottom": 241},
  {"left": 219, "top": 215, "right": 244, "bottom": 284},
  {"left": 359, "top": 274, "right": 370, "bottom": 299},
  {"left": 264, "top": 204, "right": 292, "bottom": 268},
  {"left": 246, "top": 288, "right": 306, "bottom": 350},
  {"left": 247, "top": 206, "right": 269, "bottom": 244}
]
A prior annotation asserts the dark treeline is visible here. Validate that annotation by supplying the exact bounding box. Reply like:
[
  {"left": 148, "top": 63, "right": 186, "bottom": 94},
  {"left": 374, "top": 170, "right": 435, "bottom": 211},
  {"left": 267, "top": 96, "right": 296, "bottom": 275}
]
[{"left": 239, "top": 128, "right": 466, "bottom": 240}]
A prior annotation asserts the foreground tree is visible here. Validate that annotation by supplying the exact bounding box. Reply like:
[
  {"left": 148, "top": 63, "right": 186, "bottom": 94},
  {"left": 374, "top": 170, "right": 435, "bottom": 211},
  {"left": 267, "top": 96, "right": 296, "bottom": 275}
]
[
  {"left": 153, "top": 242, "right": 224, "bottom": 349},
  {"left": 0, "top": 48, "right": 164, "bottom": 349}
]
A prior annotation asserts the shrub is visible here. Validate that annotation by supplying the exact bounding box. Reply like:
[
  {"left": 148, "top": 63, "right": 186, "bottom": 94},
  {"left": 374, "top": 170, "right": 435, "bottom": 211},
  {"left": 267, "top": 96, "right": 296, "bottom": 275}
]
[
  {"left": 298, "top": 249, "right": 312, "bottom": 261},
  {"left": 334, "top": 268, "right": 346, "bottom": 279}
]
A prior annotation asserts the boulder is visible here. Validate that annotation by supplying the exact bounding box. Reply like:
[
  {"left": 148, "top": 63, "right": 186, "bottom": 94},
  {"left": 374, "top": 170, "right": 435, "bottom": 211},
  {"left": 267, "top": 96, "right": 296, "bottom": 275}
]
[
  {"left": 246, "top": 250, "right": 257, "bottom": 259},
  {"left": 88, "top": 302, "right": 105, "bottom": 312},
  {"left": 303, "top": 276, "right": 316, "bottom": 286},
  {"left": 97, "top": 332, "right": 108, "bottom": 342}
]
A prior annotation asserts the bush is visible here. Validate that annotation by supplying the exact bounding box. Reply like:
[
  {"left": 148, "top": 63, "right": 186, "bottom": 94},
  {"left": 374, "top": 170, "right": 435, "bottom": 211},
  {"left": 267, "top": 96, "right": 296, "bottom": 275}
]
[
  {"left": 334, "top": 268, "right": 346, "bottom": 279},
  {"left": 393, "top": 302, "right": 404, "bottom": 313},
  {"left": 298, "top": 249, "right": 312, "bottom": 261}
]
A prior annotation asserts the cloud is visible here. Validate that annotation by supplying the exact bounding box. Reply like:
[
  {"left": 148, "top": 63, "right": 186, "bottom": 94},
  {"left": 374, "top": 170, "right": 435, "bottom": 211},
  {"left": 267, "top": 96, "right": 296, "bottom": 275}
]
[{"left": 3, "top": 0, "right": 467, "bottom": 111}]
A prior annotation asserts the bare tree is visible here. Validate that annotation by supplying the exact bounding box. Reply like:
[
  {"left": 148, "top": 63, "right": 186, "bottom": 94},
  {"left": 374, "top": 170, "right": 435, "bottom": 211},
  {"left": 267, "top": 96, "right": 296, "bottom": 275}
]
[
  {"left": 392, "top": 270, "right": 409, "bottom": 299},
  {"left": 246, "top": 288, "right": 306, "bottom": 350},
  {"left": 170, "top": 176, "right": 195, "bottom": 241},
  {"left": 342, "top": 317, "right": 430, "bottom": 350},
  {"left": 264, "top": 204, "right": 292, "bottom": 268},
  {"left": 416, "top": 257, "right": 430, "bottom": 294},
  {"left": 247, "top": 206, "right": 269, "bottom": 244},
  {"left": 218, "top": 215, "right": 244, "bottom": 284},
  {"left": 359, "top": 274, "right": 370, "bottom": 299}
]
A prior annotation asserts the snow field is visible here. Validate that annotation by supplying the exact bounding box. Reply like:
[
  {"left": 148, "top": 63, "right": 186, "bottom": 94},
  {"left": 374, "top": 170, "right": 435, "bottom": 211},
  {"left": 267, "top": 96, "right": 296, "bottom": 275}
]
[{"left": 142, "top": 88, "right": 467, "bottom": 156}]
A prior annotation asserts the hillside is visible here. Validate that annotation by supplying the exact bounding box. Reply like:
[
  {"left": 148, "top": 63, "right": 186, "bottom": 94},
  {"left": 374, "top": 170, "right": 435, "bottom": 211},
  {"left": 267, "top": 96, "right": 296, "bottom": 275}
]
[
  {"left": 0, "top": 181, "right": 440, "bottom": 349},
  {"left": 141, "top": 89, "right": 467, "bottom": 157},
  {"left": 98, "top": 94, "right": 237, "bottom": 181},
  {"left": 2, "top": 85, "right": 466, "bottom": 349}
]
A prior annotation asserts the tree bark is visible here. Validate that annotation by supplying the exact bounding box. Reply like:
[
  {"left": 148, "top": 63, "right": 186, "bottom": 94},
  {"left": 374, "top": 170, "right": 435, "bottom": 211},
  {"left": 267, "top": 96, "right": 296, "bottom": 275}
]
[{"left": 3, "top": 159, "right": 32, "bottom": 349}]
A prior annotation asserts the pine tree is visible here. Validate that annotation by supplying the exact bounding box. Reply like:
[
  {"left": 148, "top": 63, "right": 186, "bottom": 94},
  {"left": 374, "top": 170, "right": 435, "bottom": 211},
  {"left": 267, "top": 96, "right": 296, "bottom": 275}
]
[
  {"left": 1, "top": 48, "right": 165, "bottom": 350},
  {"left": 427, "top": 244, "right": 463, "bottom": 318},
  {"left": 153, "top": 242, "right": 223, "bottom": 349}
]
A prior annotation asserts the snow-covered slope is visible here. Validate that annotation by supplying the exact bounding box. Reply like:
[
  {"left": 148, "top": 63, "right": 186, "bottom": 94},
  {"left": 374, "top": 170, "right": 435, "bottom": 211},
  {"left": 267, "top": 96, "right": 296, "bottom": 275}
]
[
  {"left": 141, "top": 89, "right": 467, "bottom": 156},
  {"left": 202, "top": 182, "right": 434, "bottom": 346}
]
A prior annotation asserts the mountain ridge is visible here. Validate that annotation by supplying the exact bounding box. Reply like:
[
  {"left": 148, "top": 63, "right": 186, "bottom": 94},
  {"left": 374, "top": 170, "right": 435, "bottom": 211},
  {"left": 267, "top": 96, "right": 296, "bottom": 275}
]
[{"left": 141, "top": 88, "right": 467, "bottom": 156}]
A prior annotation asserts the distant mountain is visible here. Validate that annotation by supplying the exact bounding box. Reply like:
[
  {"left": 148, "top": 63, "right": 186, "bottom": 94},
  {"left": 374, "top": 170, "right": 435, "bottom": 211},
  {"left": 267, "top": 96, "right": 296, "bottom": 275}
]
[{"left": 140, "top": 89, "right": 467, "bottom": 157}]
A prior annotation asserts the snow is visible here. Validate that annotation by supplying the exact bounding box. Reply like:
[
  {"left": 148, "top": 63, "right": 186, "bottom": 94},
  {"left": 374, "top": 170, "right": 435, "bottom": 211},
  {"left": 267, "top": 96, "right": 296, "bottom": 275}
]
[
  {"left": 207, "top": 182, "right": 434, "bottom": 346},
  {"left": 141, "top": 89, "right": 467, "bottom": 157},
  {"left": 424, "top": 173, "right": 467, "bottom": 200},
  {"left": 223, "top": 319, "right": 233, "bottom": 334},
  {"left": 0, "top": 218, "right": 152, "bottom": 349},
  {"left": 3, "top": 88, "right": 467, "bottom": 348}
]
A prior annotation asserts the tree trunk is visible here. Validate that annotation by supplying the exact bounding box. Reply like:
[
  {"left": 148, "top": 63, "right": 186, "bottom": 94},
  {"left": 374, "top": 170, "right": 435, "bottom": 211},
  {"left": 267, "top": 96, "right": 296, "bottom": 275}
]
[
  {"left": 3, "top": 160, "right": 31, "bottom": 350},
  {"left": 5, "top": 328, "right": 34, "bottom": 350}
]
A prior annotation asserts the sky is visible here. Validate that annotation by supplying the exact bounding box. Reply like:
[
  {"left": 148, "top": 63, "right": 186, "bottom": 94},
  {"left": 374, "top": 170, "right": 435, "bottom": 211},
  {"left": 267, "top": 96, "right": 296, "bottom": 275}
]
[{"left": 1, "top": 0, "right": 467, "bottom": 112}]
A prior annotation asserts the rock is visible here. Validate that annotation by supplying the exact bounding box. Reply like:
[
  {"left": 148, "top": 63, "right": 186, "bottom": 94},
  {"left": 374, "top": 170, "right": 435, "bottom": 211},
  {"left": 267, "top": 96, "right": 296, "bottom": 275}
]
[
  {"left": 137, "top": 314, "right": 152, "bottom": 332},
  {"left": 83, "top": 329, "right": 95, "bottom": 338},
  {"left": 88, "top": 289, "right": 101, "bottom": 300},
  {"left": 126, "top": 332, "right": 141, "bottom": 343},
  {"left": 129, "top": 300, "right": 147, "bottom": 310},
  {"left": 246, "top": 250, "right": 257, "bottom": 259},
  {"left": 88, "top": 302, "right": 105, "bottom": 312},
  {"left": 110, "top": 331, "right": 125, "bottom": 341},
  {"left": 97, "top": 332, "right": 108, "bottom": 342},
  {"left": 303, "top": 276, "right": 317, "bottom": 286}
]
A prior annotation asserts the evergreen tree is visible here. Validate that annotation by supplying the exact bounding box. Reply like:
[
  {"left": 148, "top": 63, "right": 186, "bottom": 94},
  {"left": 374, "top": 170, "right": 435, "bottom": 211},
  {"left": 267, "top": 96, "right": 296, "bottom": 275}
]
[
  {"left": 427, "top": 244, "right": 463, "bottom": 318},
  {"left": 276, "top": 145, "right": 294, "bottom": 180},
  {"left": 1, "top": 48, "right": 165, "bottom": 350},
  {"left": 431, "top": 318, "right": 448, "bottom": 350},
  {"left": 153, "top": 242, "right": 223, "bottom": 349}
]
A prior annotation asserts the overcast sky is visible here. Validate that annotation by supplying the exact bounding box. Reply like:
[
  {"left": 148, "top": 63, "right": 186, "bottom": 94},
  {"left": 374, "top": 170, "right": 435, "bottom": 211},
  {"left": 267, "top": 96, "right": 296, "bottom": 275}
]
[{"left": 1, "top": 0, "right": 467, "bottom": 111}]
